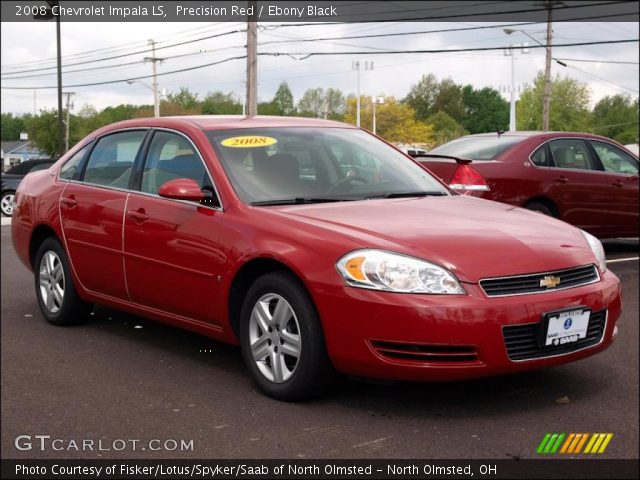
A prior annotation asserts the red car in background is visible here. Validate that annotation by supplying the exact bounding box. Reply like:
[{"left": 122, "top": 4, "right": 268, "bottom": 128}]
[
  {"left": 11, "top": 117, "right": 621, "bottom": 400},
  {"left": 416, "top": 132, "right": 639, "bottom": 238}
]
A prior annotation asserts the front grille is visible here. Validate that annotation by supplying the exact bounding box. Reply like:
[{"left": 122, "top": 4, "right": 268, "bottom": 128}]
[
  {"left": 480, "top": 265, "right": 599, "bottom": 297},
  {"left": 370, "top": 340, "right": 480, "bottom": 363},
  {"left": 503, "top": 309, "right": 606, "bottom": 361}
]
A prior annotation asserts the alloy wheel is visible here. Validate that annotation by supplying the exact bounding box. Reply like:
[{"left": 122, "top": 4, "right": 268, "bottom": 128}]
[
  {"left": 248, "top": 293, "right": 301, "bottom": 383},
  {"left": 38, "top": 251, "right": 65, "bottom": 313},
  {"left": 1, "top": 193, "right": 15, "bottom": 216}
]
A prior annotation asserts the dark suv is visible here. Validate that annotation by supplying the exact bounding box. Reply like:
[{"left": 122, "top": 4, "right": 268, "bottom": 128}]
[{"left": 1, "top": 158, "right": 55, "bottom": 216}]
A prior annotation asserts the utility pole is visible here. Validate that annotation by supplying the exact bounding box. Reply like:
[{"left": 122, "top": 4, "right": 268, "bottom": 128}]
[
  {"left": 246, "top": 1, "right": 258, "bottom": 116},
  {"left": 144, "top": 39, "right": 163, "bottom": 117},
  {"left": 63, "top": 92, "right": 75, "bottom": 153},
  {"left": 33, "top": 90, "right": 36, "bottom": 116},
  {"left": 542, "top": 1, "right": 554, "bottom": 131},
  {"left": 352, "top": 61, "right": 373, "bottom": 127}
]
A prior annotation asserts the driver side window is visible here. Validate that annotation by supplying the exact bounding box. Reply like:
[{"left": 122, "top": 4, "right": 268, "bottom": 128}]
[{"left": 141, "top": 131, "right": 212, "bottom": 196}]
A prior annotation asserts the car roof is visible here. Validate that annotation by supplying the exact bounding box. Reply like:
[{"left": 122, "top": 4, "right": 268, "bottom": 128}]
[
  {"left": 463, "top": 131, "right": 615, "bottom": 141},
  {"left": 96, "top": 115, "right": 354, "bottom": 134}
]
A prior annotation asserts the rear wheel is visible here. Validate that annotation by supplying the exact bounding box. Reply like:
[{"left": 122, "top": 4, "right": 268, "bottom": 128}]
[
  {"left": 525, "top": 201, "right": 555, "bottom": 217},
  {"left": 1, "top": 190, "right": 15, "bottom": 217},
  {"left": 34, "top": 237, "right": 91, "bottom": 326},
  {"left": 239, "top": 271, "right": 335, "bottom": 401}
]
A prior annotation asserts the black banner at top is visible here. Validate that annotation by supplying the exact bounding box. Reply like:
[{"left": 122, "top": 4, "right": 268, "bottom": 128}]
[{"left": 1, "top": 0, "right": 639, "bottom": 22}]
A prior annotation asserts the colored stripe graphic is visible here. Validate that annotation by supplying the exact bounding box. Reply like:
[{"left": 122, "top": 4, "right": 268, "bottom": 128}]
[
  {"left": 537, "top": 433, "right": 565, "bottom": 454},
  {"left": 541, "top": 433, "right": 613, "bottom": 454}
]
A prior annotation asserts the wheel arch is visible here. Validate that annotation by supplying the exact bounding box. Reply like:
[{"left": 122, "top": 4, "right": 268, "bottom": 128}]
[
  {"left": 227, "top": 257, "right": 312, "bottom": 340},
  {"left": 29, "top": 224, "right": 60, "bottom": 268},
  {"left": 524, "top": 196, "right": 560, "bottom": 217}
]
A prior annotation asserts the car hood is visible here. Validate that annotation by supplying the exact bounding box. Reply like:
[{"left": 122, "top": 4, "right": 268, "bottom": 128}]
[{"left": 268, "top": 195, "right": 597, "bottom": 283}]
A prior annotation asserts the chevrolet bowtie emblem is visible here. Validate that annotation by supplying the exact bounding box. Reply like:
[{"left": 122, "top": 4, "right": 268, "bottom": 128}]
[{"left": 540, "top": 275, "right": 561, "bottom": 288}]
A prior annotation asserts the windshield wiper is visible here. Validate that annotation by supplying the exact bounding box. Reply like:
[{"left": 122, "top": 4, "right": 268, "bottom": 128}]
[
  {"left": 366, "top": 191, "right": 448, "bottom": 199},
  {"left": 250, "top": 197, "right": 354, "bottom": 206}
]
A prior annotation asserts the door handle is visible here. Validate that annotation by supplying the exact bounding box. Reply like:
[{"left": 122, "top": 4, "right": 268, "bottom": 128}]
[
  {"left": 60, "top": 196, "right": 77, "bottom": 207},
  {"left": 611, "top": 180, "right": 624, "bottom": 187},
  {"left": 127, "top": 209, "right": 149, "bottom": 222},
  {"left": 554, "top": 176, "right": 569, "bottom": 184}
]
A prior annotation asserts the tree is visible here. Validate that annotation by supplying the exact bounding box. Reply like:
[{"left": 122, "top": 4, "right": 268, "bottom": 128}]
[
  {"left": 344, "top": 96, "right": 433, "bottom": 144},
  {"left": 1, "top": 113, "right": 29, "bottom": 141},
  {"left": 425, "top": 111, "right": 467, "bottom": 146},
  {"left": 516, "top": 72, "right": 591, "bottom": 131},
  {"left": 272, "top": 82, "right": 294, "bottom": 115},
  {"left": 324, "top": 88, "right": 346, "bottom": 119},
  {"left": 298, "top": 88, "right": 326, "bottom": 118},
  {"left": 201, "top": 91, "right": 242, "bottom": 114},
  {"left": 591, "top": 94, "right": 639, "bottom": 144},
  {"left": 432, "top": 78, "right": 465, "bottom": 123},
  {"left": 25, "top": 110, "right": 59, "bottom": 156},
  {"left": 462, "top": 85, "right": 509, "bottom": 134},
  {"left": 403, "top": 73, "right": 439, "bottom": 121},
  {"left": 166, "top": 87, "right": 199, "bottom": 110}
]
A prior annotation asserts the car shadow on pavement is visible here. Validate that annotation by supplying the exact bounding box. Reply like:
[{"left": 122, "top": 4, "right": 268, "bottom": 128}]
[{"left": 83, "top": 304, "right": 612, "bottom": 418}]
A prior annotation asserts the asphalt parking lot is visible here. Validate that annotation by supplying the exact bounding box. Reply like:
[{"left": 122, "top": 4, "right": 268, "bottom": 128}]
[{"left": 1, "top": 225, "right": 638, "bottom": 460}]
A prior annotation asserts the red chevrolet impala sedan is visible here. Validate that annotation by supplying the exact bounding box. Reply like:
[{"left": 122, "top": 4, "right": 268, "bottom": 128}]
[
  {"left": 12, "top": 116, "right": 621, "bottom": 400},
  {"left": 417, "top": 132, "right": 639, "bottom": 238}
]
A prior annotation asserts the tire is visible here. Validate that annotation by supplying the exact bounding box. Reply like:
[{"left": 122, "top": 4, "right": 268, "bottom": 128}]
[
  {"left": 34, "top": 237, "right": 92, "bottom": 326},
  {"left": 525, "top": 202, "right": 555, "bottom": 217},
  {"left": 1, "top": 190, "right": 15, "bottom": 217},
  {"left": 239, "top": 271, "right": 335, "bottom": 401}
]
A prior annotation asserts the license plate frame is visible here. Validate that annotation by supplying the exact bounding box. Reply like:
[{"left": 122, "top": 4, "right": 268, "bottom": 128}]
[{"left": 538, "top": 306, "right": 592, "bottom": 348}]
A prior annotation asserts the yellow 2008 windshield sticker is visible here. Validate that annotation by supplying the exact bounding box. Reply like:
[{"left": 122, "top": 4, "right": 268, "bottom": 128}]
[{"left": 221, "top": 136, "right": 277, "bottom": 148}]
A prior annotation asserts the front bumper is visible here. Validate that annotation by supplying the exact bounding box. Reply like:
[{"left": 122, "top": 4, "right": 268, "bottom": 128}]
[{"left": 314, "top": 269, "right": 621, "bottom": 381}]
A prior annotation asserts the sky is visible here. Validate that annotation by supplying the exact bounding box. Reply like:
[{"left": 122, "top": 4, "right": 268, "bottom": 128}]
[{"left": 1, "top": 19, "right": 638, "bottom": 115}]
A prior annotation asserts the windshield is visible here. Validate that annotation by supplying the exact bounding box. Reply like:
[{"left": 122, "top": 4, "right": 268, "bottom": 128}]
[
  {"left": 207, "top": 128, "right": 448, "bottom": 205},
  {"left": 429, "top": 135, "right": 523, "bottom": 160}
]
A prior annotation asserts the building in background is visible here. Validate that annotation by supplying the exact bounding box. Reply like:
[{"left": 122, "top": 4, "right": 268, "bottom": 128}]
[{"left": 0, "top": 133, "right": 46, "bottom": 172}]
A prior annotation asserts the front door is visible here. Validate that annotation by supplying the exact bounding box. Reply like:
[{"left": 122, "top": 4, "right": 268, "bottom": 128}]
[{"left": 123, "top": 130, "right": 226, "bottom": 325}]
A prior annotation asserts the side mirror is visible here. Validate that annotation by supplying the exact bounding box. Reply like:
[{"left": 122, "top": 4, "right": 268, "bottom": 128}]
[{"left": 158, "top": 178, "right": 207, "bottom": 202}]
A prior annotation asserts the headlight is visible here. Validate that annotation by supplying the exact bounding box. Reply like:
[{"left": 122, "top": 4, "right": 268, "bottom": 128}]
[
  {"left": 580, "top": 230, "right": 606, "bottom": 273},
  {"left": 336, "top": 249, "right": 465, "bottom": 294}
]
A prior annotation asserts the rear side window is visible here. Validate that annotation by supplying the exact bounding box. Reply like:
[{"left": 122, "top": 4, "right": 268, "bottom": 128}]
[
  {"left": 590, "top": 140, "right": 639, "bottom": 175},
  {"left": 82, "top": 131, "right": 146, "bottom": 188},
  {"left": 530, "top": 146, "right": 549, "bottom": 166},
  {"left": 548, "top": 139, "right": 596, "bottom": 171},
  {"left": 60, "top": 146, "right": 89, "bottom": 180}
]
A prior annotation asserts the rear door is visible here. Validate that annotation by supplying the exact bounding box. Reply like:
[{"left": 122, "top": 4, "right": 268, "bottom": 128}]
[
  {"left": 588, "top": 140, "right": 639, "bottom": 237},
  {"left": 60, "top": 130, "right": 147, "bottom": 299},
  {"left": 545, "top": 138, "right": 610, "bottom": 236},
  {"left": 123, "top": 129, "right": 226, "bottom": 326}
]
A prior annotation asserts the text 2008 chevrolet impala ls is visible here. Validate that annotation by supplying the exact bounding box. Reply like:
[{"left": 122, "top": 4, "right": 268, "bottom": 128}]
[{"left": 12, "top": 116, "right": 621, "bottom": 400}]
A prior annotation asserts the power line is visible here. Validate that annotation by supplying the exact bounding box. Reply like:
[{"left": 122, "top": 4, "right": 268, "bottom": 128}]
[
  {"left": 0, "top": 23, "right": 241, "bottom": 70},
  {"left": 0, "top": 28, "right": 246, "bottom": 76},
  {"left": 257, "top": 39, "right": 639, "bottom": 60},
  {"left": 556, "top": 57, "right": 639, "bottom": 65},
  {"left": 1, "top": 55, "right": 247, "bottom": 90},
  {"left": 3, "top": 39, "right": 637, "bottom": 91}
]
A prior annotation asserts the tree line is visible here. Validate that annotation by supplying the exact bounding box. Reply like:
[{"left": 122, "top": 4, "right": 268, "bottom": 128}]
[{"left": 2, "top": 71, "right": 637, "bottom": 156}]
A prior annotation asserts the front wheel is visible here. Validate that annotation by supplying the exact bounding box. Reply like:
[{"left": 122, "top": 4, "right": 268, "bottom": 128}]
[
  {"left": 239, "top": 272, "right": 335, "bottom": 401},
  {"left": 34, "top": 237, "right": 92, "bottom": 326},
  {"left": 525, "top": 201, "right": 555, "bottom": 217}
]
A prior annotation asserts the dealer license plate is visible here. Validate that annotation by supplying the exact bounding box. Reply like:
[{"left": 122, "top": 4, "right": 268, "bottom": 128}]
[{"left": 544, "top": 308, "right": 591, "bottom": 347}]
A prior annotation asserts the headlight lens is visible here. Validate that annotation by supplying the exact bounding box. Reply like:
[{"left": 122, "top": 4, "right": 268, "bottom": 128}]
[
  {"left": 336, "top": 249, "right": 465, "bottom": 294},
  {"left": 580, "top": 230, "right": 606, "bottom": 273}
]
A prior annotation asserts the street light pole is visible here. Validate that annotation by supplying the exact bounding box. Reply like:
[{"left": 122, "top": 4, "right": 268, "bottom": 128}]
[
  {"left": 542, "top": 1, "right": 554, "bottom": 131},
  {"left": 55, "top": 14, "right": 63, "bottom": 155}
]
